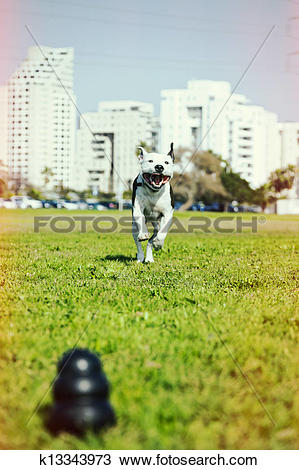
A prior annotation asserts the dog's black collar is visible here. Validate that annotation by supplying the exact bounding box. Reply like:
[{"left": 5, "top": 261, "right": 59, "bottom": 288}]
[{"left": 136, "top": 182, "right": 143, "bottom": 186}]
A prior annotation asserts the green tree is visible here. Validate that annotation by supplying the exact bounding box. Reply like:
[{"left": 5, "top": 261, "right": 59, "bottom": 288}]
[
  {"left": 265, "top": 164, "right": 296, "bottom": 213},
  {"left": 77, "top": 189, "right": 93, "bottom": 200},
  {"left": 172, "top": 149, "right": 228, "bottom": 209},
  {"left": 25, "top": 185, "right": 42, "bottom": 200},
  {"left": 123, "top": 189, "right": 133, "bottom": 199},
  {"left": 221, "top": 168, "right": 255, "bottom": 203},
  {"left": 135, "top": 141, "right": 152, "bottom": 156},
  {"left": 41, "top": 166, "right": 54, "bottom": 187},
  {"left": 251, "top": 184, "right": 268, "bottom": 212},
  {"left": 268, "top": 164, "right": 296, "bottom": 194},
  {"left": 56, "top": 181, "right": 72, "bottom": 200},
  {"left": 172, "top": 172, "right": 197, "bottom": 209},
  {"left": 98, "top": 191, "right": 116, "bottom": 200}
]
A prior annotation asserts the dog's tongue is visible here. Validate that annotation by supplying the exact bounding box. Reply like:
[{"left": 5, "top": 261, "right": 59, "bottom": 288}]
[{"left": 153, "top": 174, "right": 162, "bottom": 184}]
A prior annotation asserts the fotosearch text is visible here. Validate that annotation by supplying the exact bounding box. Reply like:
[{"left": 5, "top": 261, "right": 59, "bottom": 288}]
[{"left": 33, "top": 215, "right": 266, "bottom": 234}]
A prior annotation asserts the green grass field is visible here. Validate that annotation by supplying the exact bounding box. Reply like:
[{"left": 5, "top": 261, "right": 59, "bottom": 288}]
[{"left": 0, "top": 209, "right": 298, "bottom": 450}]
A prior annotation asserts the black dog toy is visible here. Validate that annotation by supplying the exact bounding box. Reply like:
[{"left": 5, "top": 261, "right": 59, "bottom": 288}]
[{"left": 47, "top": 348, "right": 115, "bottom": 435}]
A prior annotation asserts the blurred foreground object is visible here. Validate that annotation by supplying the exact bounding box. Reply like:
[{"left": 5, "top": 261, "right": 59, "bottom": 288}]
[{"left": 47, "top": 348, "right": 115, "bottom": 435}]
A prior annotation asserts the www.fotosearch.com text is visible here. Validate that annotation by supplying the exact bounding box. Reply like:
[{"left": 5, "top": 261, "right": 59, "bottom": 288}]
[{"left": 33, "top": 215, "right": 266, "bottom": 234}]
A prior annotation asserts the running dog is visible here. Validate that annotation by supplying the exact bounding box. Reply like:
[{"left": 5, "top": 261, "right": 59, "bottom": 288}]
[{"left": 132, "top": 143, "right": 174, "bottom": 263}]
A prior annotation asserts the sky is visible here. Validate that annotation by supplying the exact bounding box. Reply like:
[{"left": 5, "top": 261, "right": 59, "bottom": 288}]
[{"left": 1, "top": 0, "right": 299, "bottom": 121}]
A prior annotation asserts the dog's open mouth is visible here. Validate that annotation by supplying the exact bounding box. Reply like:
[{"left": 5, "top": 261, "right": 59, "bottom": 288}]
[{"left": 143, "top": 173, "right": 170, "bottom": 189}]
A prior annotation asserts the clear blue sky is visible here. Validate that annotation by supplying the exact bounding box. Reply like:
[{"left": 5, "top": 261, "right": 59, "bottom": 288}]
[{"left": 1, "top": 0, "right": 299, "bottom": 121}]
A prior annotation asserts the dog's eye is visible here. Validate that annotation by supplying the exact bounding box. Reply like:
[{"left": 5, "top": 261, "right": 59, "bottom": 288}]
[
  {"left": 148, "top": 159, "right": 153, "bottom": 163},
  {"left": 165, "top": 161, "right": 169, "bottom": 165}
]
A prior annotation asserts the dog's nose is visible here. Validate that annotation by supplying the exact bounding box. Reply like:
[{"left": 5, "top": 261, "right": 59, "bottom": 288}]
[{"left": 155, "top": 165, "right": 164, "bottom": 173}]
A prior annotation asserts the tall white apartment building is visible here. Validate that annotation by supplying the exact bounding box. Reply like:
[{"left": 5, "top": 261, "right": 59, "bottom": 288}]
[
  {"left": 227, "top": 94, "right": 279, "bottom": 186},
  {"left": 7, "top": 46, "right": 76, "bottom": 190},
  {"left": 278, "top": 122, "right": 299, "bottom": 168},
  {"left": 0, "top": 85, "right": 8, "bottom": 169},
  {"left": 73, "top": 101, "right": 156, "bottom": 193},
  {"left": 151, "top": 116, "right": 160, "bottom": 152},
  {"left": 277, "top": 122, "right": 299, "bottom": 200},
  {"left": 74, "top": 123, "right": 113, "bottom": 194},
  {"left": 161, "top": 81, "right": 231, "bottom": 156},
  {"left": 160, "top": 80, "right": 280, "bottom": 188}
]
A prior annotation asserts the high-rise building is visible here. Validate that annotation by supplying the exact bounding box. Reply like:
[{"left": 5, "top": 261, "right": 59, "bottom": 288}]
[
  {"left": 227, "top": 94, "right": 279, "bottom": 187},
  {"left": 7, "top": 46, "right": 76, "bottom": 190},
  {"left": 0, "top": 85, "right": 8, "bottom": 169},
  {"left": 278, "top": 122, "right": 299, "bottom": 168},
  {"left": 74, "top": 122, "right": 114, "bottom": 194},
  {"left": 73, "top": 101, "right": 157, "bottom": 193},
  {"left": 161, "top": 80, "right": 231, "bottom": 156},
  {"left": 277, "top": 122, "right": 299, "bottom": 200},
  {"left": 160, "top": 80, "right": 280, "bottom": 188},
  {"left": 151, "top": 116, "right": 160, "bottom": 153}
]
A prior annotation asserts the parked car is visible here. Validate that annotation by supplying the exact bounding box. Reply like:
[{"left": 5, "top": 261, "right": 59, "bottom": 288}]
[
  {"left": 28, "top": 197, "right": 43, "bottom": 209},
  {"left": 2, "top": 198, "right": 17, "bottom": 209},
  {"left": 11, "top": 196, "right": 25, "bottom": 208},
  {"left": 228, "top": 204, "right": 258, "bottom": 213},
  {"left": 188, "top": 202, "right": 205, "bottom": 211},
  {"left": 11, "top": 196, "right": 43, "bottom": 209},
  {"left": 99, "top": 201, "right": 118, "bottom": 209},
  {"left": 76, "top": 200, "right": 89, "bottom": 210},
  {"left": 61, "top": 200, "right": 79, "bottom": 210},
  {"left": 87, "top": 202, "right": 106, "bottom": 211},
  {"left": 228, "top": 203, "right": 239, "bottom": 213},
  {"left": 42, "top": 199, "right": 63, "bottom": 209},
  {"left": 174, "top": 201, "right": 183, "bottom": 211},
  {"left": 122, "top": 201, "right": 132, "bottom": 210},
  {"left": 203, "top": 202, "right": 222, "bottom": 212},
  {"left": 87, "top": 202, "right": 97, "bottom": 210},
  {"left": 246, "top": 205, "right": 261, "bottom": 213}
]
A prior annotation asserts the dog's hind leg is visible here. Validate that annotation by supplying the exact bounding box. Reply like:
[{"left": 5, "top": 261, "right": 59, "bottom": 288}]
[
  {"left": 132, "top": 218, "right": 144, "bottom": 263},
  {"left": 152, "top": 210, "right": 173, "bottom": 251}
]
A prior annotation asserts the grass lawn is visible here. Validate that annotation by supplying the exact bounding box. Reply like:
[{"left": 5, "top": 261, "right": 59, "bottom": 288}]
[{"left": 0, "top": 209, "right": 298, "bottom": 450}]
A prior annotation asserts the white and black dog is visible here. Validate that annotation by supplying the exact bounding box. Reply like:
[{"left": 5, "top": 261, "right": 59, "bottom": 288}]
[{"left": 132, "top": 143, "right": 174, "bottom": 263}]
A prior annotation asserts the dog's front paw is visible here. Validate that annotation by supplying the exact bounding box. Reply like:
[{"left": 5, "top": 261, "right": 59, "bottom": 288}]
[
  {"left": 152, "top": 236, "right": 164, "bottom": 250},
  {"left": 138, "top": 232, "right": 150, "bottom": 241}
]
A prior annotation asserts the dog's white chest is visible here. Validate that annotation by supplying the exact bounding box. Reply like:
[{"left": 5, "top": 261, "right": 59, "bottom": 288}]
[{"left": 136, "top": 179, "right": 171, "bottom": 219}]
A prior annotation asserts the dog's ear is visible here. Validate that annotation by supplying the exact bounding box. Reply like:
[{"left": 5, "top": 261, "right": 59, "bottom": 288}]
[
  {"left": 168, "top": 142, "right": 174, "bottom": 162},
  {"left": 137, "top": 146, "right": 147, "bottom": 162}
]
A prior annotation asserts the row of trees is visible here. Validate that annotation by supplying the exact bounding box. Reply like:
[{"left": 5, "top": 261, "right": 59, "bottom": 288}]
[
  {"left": 172, "top": 148, "right": 296, "bottom": 211},
  {"left": 1, "top": 165, "right": 116, "bottom": 201},
  {"left": 1, "top": 148, "right": 296, "bottom": 211}
]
